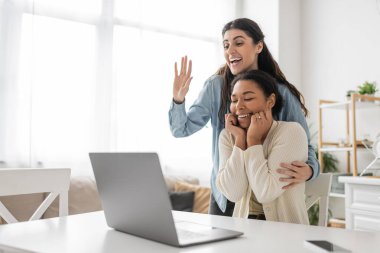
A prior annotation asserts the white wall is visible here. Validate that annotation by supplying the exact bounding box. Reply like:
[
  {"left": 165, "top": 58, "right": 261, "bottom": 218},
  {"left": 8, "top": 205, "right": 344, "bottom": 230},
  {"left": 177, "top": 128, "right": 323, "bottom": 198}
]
[
  {"left": 302, "top": 0, "right": 380, "bottom": 111},
  {"left": 242, "top": 0, "right": 302, "bottom": 89},
  {"left": 278, "top": 0, "right": 301, "bottom": 89},
  {"left": 301, "top": 0, "right": 380, "bottom": 165},
  {"left": 239, "top": 0, "right": 380, "bottom": 176},
  {"left": 301, "top": 0, "right": 380, "bottom": 219},
  {"left": 242, "top": 0, "right": 279, "bottom": 61}
]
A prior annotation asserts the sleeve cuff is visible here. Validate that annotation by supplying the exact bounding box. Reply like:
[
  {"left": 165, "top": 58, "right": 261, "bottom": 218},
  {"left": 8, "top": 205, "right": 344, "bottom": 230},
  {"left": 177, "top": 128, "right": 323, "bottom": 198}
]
[
  {"left": 172, "top": 98, "right": 185, "bottom": 105},
  {"left": 307, "top": 163, "right": 319, "bottom": 181},
  {"left": 170, "top": 99, "right": 186, "bottom": 111}
]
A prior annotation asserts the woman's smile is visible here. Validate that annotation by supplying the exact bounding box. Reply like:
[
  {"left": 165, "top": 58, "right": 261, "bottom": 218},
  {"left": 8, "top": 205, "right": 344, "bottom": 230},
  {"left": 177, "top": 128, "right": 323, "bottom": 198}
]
[
  {"left": 229, "top": 57, "right": 243, "bottom": 71},
  {"left": 237, "top": 113, "right": 252, "bottom": 118},
  {"left": 236, "top": 113, "right": 253, "bottom": 127}
]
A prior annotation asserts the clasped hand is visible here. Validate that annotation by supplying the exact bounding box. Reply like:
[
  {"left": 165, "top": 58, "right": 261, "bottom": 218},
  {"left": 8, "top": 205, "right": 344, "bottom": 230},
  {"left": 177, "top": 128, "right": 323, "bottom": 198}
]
[
  {"left": 224, "top": 111, "right": 312, "bottom": 189},
  {"left": 225, "top": 110, "right": 272, "bottom": 150}
]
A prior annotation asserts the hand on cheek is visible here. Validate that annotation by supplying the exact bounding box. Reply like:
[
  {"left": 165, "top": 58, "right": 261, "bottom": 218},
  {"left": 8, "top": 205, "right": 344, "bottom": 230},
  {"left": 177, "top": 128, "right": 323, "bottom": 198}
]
[
  {"left": 246, "top": 110, "right": 272, "bottom": 147},
  {"left": 225, "top": 114, "right": 245, "bottom": 139},
  {"left": 225, "top": 113, "right": 247, "bottom": 150}
]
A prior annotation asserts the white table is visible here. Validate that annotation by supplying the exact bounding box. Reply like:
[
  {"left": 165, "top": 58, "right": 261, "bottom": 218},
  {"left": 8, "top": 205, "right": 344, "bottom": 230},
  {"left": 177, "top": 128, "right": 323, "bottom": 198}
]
[{"left": 0, "top": 211, "right": 379, "bottom": 253}]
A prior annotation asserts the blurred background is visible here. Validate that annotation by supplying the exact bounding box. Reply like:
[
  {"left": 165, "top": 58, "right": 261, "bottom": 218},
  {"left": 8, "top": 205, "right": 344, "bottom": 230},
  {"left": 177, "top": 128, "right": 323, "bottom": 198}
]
[{"left": 0, "top": 0, "right": 380, "bottom": 188}]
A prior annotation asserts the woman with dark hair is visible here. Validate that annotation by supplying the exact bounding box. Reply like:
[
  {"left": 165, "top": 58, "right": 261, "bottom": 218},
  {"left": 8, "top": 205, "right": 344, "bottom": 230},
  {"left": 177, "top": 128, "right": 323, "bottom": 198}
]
[
  {"left": 169, "top": 18, "right": 319, "bottom": 216},
  {"left": 216, "top": 70, "right": 309, "bottom": 224}
]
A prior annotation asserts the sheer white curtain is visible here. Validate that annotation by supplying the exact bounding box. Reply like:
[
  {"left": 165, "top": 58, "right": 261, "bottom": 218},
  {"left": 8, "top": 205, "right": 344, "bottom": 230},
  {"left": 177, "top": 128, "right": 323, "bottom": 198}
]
[{"left": 0, "top": 0, "right": 237, "bottom": 184}]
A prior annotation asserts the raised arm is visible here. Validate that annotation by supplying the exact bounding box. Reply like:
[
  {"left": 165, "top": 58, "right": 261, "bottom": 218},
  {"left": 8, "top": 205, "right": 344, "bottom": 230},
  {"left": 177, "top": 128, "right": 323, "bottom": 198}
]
[
  {"left": 216, "top": 130, "right": 248, "bottom": 202},
  {"left": 173, "top": 56, "right": 192, "bottom": 104},
  {"left": 169, "top": 57, "right": 217, "bottom": 137},
  {"left": 244, "top": 123, "right": 308, "bottom": 204}
]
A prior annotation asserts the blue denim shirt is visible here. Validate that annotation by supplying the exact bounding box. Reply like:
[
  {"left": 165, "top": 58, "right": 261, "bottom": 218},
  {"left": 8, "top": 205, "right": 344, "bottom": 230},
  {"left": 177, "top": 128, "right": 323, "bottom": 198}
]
[{"left": 169, "top": 75, "right": 320, "bottom": 212}]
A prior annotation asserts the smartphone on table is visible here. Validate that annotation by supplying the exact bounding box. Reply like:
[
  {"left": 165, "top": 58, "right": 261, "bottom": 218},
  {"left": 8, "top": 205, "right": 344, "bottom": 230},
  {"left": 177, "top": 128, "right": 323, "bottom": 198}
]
[{"left": 304, "top": 240, "right": 351, "bottom": 252}]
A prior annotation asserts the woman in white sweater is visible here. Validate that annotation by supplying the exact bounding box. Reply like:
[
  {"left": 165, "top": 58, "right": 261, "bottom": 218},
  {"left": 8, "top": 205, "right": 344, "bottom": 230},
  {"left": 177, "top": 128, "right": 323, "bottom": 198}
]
[{"left": 216, "top": 70, "right": 309, "bottom": 224}]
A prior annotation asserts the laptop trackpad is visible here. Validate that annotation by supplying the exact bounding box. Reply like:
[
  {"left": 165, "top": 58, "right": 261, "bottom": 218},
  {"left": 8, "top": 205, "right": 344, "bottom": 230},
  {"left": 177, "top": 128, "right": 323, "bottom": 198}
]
[
  {"left": 175, "top": 221, "right": 214, "bottom": 232},
  {"left": 175, "top": 221, "right": 217, "bottom": 244},
  {"left": 174, "top": 221, "right": 243, "bottom": 246}
]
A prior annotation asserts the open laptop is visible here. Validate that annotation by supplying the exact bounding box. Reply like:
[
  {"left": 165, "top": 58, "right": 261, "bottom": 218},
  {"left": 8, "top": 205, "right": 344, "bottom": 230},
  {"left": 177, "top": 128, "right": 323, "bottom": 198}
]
[{"left": 89, "top": 152, "right": 243, "bottom": 247}]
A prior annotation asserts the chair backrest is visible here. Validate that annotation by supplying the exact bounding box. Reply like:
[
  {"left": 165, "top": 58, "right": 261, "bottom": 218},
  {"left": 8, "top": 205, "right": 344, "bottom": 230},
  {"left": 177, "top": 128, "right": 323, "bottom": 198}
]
[
  {"left": 0, "top": 168, "right": 71, "bottom": 224},
  {"left": 305, "top": 173, "right": 332, "bottom": 227}
]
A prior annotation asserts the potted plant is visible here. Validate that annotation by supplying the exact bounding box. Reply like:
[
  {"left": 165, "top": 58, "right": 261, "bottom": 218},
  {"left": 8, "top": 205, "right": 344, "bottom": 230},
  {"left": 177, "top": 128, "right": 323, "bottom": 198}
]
[
  {"left": 358, "top": 81, "right": 378, "bottom": 96},
  {"left": 346, "top": 90, "right": 357, "bottom": 100}
]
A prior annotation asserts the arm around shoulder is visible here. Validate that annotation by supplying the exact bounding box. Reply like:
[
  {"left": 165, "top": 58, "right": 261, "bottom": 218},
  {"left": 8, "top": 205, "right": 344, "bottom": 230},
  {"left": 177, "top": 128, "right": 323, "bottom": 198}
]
[{"left": 278, "top": 87, "right": 320, "bottom": 180}]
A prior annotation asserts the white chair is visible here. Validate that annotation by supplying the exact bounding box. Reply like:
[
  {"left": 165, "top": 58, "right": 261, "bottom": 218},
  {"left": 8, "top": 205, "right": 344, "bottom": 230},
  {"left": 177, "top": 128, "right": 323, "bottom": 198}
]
[
  {"left": 0, "top": 168, "right": 71, "bottom": 224},
  {"left": 360, "top": 133, "right": 380, "bottom": 176},
  {"left": 305, "top": 173, "right": 332, "bottom": 227}
]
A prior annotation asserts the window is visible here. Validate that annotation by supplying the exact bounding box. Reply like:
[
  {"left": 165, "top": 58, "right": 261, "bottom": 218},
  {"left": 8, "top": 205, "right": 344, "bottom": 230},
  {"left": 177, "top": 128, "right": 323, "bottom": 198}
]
[{"left": 0, "top": 0, "right": 238, "bottom": 185}]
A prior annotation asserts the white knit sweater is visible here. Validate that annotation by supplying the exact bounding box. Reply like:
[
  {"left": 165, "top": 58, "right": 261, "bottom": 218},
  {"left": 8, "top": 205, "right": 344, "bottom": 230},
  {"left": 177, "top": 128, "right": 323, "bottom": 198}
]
[{"left": 216, "top": 121, "right": 309, "bottom": 224}]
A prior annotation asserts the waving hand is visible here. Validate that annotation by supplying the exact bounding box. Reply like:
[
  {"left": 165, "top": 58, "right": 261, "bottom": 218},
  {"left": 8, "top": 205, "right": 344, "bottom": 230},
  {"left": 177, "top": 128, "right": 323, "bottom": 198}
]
[{"left": 173, "top": 56, "right": 192, "bottom": 103}]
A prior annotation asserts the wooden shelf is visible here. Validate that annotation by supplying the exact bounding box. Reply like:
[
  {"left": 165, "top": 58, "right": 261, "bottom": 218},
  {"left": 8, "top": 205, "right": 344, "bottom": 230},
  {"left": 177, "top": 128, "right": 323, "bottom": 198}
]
[
  {"left": 329, "top": 192, "right": 345, "bottom": 198},
  {"left": 328, "top": 218, "right": 346, "bottom": 229},
  {"left": 320, "top": 147, "right": 353, "bottom": 152},
  {"left": 319, "top": 95, "right": 380, "bottom": 176},
  {"left": 320, "top": 101, "right": 350, "bottom": 109},
  {"left": 320, "top": 94, "right": 380, "bottom": 229},
  {"left": 329, "top": 217, "right": 346, "bottom": 224},
  {"left": 321, "top": 140, "right": 372, "bottom": 147},
  {"left": 320, "top": 100, "right": 380, "bottom": 110}
]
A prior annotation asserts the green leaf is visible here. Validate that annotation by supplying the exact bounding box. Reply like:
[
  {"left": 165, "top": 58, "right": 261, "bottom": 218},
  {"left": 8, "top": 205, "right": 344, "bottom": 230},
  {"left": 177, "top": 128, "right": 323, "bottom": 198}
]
[{"left": 358, "top": 81, "right": 378, "bottom": 95}]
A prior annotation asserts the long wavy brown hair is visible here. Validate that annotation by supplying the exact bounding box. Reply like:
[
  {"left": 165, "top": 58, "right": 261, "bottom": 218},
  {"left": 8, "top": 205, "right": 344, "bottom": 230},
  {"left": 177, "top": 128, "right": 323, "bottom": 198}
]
[{"left": 217, "top": 18, "right": 308, "bottom": 124}]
